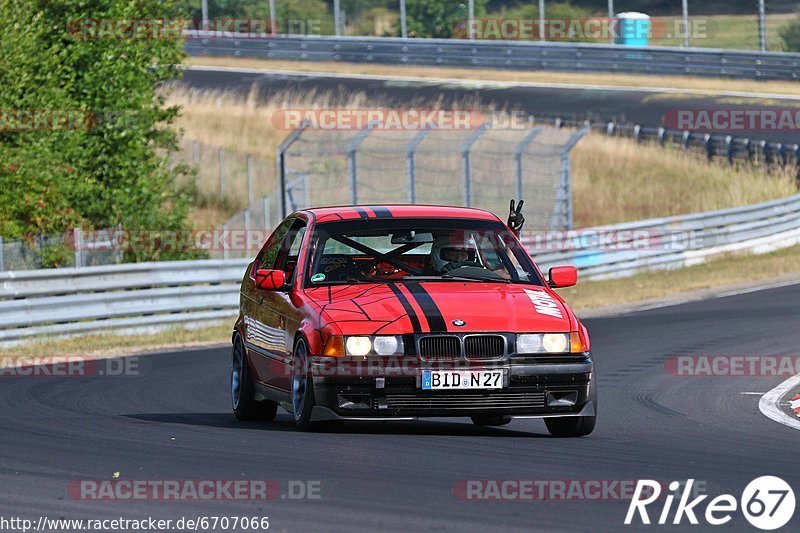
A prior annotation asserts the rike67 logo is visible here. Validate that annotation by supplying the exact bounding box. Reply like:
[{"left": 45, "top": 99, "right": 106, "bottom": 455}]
[{"left": 625, "top": 477, "right": 795, "bottom": 530}]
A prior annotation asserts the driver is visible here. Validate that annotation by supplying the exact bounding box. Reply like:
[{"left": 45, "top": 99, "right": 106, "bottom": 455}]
[{"left": 427, "top": 235, "right": 481, "bottom": 274}]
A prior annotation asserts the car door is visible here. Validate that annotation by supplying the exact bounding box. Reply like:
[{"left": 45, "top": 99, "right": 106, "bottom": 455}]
[
  {"left": 269, "top": 219, "right": 308, "bottom": 392},
  {"left": 243, "top": 218, "right": 294, "bottom": 391}
]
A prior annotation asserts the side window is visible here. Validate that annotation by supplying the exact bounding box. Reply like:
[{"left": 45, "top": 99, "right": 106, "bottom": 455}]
[
  {"left": 256, "top": 219, "right": 294, "bottom": 271},
  {"left": 276, "top": 220, "right": 307, "bottom": 280}
]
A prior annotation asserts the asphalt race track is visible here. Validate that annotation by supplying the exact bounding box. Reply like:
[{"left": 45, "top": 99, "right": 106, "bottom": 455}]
[
  {"left": 1, "top": 283, "right": 798, "bottom": 532},
  {"left": 180, "top": 67, "right": 800, "bottom": 144}
]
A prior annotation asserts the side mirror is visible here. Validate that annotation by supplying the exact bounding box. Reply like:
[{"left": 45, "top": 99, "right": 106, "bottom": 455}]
[
  {"left": 255, "top": 269, "right": 286, "bottom": 291},
  {"left": 548, "top": 266, "right": 577, "bottom": 288}
]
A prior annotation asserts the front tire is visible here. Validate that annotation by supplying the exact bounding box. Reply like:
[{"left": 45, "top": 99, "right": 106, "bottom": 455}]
[
  {"left": 232, "top": 335, "right": 278, "bottom": 421},
  {"left": 291, "top": 338, "right": 343, "bottom": 432},
  {"left": 291, "top": 338, "right": 316, "bottom": 430}
]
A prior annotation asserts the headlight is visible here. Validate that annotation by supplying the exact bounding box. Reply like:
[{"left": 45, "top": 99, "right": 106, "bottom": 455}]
[
  {"left": 542, "top": 333, "right": 568, "bottom": 353},
  {"left": 517, "top": 333, "right": 572, "bottom": 354},
  {"left": 345, "top": 336, "right": 372, "bottom": 356},
  {"left": 373, "top": 336, "right": 403, "bottom": 356},
  {"left": 345, "top": 336, "right": 404, "bottom": 356}
]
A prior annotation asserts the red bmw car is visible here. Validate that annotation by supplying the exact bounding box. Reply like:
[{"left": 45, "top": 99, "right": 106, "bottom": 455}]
[{"left": 231, "top": 204, "right": 596, "bottom": 437}]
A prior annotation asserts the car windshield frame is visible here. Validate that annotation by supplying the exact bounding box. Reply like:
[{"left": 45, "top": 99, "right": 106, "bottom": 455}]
[{"left": 303, "top": 217, "right": 545, "bottom": 288}]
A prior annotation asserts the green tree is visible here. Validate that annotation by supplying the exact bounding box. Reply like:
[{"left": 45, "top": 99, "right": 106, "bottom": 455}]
[
  {"left": 0, "top": 0, "right": 200, "bottom": 261},
  {"left": 780, "top": 15, "right": 800, "bottom": 52},
  {"left": 406, "top": 0, "right": 487, "bottom": 38}
]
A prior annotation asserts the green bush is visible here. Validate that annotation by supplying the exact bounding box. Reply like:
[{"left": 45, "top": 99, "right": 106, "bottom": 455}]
[
  {"left": 0, "top": 0, "right": 200, "bottom": 261},
  {"left": 406, "top": 0, "right": 487, "bottom": 39},
  {"left": 780, "top": 15, "right": 800, "bottom": 52}
]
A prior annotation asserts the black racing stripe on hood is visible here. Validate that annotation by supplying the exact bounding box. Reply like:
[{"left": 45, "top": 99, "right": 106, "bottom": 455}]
[
  {"left": 405, "top": 282, "right": 447, "bottom": 333},
  {"left": 352, "top": 207, "right": 369, "bottom": 219},
  {"left": 388, "top": 283, "right": 421, "bottom": 333}
]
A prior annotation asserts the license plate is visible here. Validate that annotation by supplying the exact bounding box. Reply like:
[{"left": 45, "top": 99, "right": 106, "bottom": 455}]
[{"left": 421, "top": 370, "right": 503, "bottom": 390}]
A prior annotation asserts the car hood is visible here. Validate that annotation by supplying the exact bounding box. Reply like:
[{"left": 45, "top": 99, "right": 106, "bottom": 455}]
[{"left": 302, "top": 282, "right": 573, "bottom": 335}]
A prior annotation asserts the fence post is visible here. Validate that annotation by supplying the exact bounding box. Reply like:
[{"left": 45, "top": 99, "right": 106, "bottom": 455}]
[
  {"left": 704, "top": 134, "right": 713, "bottom": 161},
  {"left": 795, "top": 145, "right": 800, "bottom": 186},
  {"left": 0, "top": 236, "right": 4, "bottom": 272},
  {"left": 633, "top": 124, "right": 641, "bottom": 142},
  {"left": 219, "top": 147, "right": 225, "bottom": 196},
  {"left": 406, "top": 129, "right": 430, "bottom": 204},
  {"left": 247, "top": 155, "right": 254, "bottom": 207},
  {"left": 116, "top": 223, "right": 123, "bottom": 264},
  {"left": 462, "top": 124, "right": 489, "bottom": 207},
  {"left": 74, "top": 227, "right": 83, "bottom": 269},
  {"left": 760, "top": 140, "right": 770, "bottom": 170},
  {"left": 347, "top": 122, "right": 379, "bottom": 205},
  {"left": 551, "top": 128, "right": 589, "bottom": 230},
  {"left": 263, "top": 196, "right": 271, "bottom": 231},
  {"left": 725, "top": 136, "right": 734, "bottom": 165},
  {"left": 682, "top": 130, "right": 691, "bottom": 152},
  {"left": 514, "top": 126, "right": 544, "bottom": 202},
  {"left": 606, "top": 121, "right": 615, "bottom": 136},
  {"left": 400, "top": 0, "right": 407, "bottom": 38},
  {"left": 276, "top": 121, "right": 311, "bottom": 219},
  {"left": 657, "top": 127, "right": 666, "bottom": 146},
  {"left": 222, "top": 223, "right": 229, "bottom": 260}
]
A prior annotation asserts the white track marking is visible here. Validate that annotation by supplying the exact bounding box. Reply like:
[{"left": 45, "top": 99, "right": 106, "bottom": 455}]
[
  {"left": 759, "top": 373, "right": 800, "bottom": 431},
  {"left": 185, "top": 65, "right": 800, "bottom": 101}
]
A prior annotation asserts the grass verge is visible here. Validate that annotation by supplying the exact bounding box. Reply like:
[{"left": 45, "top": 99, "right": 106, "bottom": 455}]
[
  {"left": 3, "top": 244, "right": 800, "bottom": 358},
  {"left": 0, "top": 323, "right": 232, "bottom": 359}
]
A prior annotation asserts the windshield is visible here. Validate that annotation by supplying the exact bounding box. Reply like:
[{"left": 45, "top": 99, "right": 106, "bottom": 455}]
[{"left": 305, "top": 218, "right": 543, "bottom": 286}]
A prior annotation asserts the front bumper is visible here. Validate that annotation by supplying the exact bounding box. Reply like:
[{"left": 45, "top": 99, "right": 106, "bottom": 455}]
[{"left": 307, "top": 355, "right": 595, "bottom": 421}]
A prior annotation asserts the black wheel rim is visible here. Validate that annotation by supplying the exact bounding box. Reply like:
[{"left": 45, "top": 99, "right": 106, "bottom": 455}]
[
  {"left": 231, "top": 340, "right": 243, "bottom": 409},
  {"left": 292, "top": 342, "right": 308, "bottom": 421}
]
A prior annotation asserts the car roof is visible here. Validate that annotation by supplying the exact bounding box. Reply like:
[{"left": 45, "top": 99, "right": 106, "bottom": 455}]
[{"left": 301, "top": 205, "right": 502, "bottom": 224}]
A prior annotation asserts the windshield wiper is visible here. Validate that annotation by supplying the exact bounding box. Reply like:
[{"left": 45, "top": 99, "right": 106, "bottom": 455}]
[
  {"left": 402, "top": 275, "right": 509, "bottom": 283},
  {"left": 345, "top": 277, "right": 391, "bottom": 284}
]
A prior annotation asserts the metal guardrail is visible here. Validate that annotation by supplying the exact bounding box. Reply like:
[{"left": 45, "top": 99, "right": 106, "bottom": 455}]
[
  {"left": 2, "top": 192, "right": 800, "bottom": 343},
  {"left": 0, "top": 259, "right": 249, "bottom": 342},
  {"left": 525, "top": 193, "right": 800, "bottom": 279},
  {"left": 185, "top": 34, "right": 800, "bottom": 80},
  {"left": 546, "top": 117, "right": 800, "bottom": 181}
]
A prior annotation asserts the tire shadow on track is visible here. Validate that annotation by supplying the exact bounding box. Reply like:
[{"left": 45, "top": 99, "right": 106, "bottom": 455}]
[{"left": 123, "top": 413, "right": 553, "bottom": 438}]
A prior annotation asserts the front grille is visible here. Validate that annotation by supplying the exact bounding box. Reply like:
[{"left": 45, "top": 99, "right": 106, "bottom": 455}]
[
  {"left": 384, "top": 391, "right": 546, "bottom": 410},
  {"left": 464, "top": 335, "right": 506, "bottom": 360},
  {"left": 419, "top": 336, "right": 461, "bottom": 361}
]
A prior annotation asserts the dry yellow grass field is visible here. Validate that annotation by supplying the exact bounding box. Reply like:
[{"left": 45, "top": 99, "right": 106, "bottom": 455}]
[{"left": 169, "top": 88, "right": 798, "bottom": 228}]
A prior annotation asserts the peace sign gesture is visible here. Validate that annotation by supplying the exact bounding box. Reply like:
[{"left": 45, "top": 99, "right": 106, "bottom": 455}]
[{"left": 507, "top": 199, "right": 525, "bottom": 235}]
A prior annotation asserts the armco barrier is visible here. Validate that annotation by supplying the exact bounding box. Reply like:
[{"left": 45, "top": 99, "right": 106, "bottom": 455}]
[
  {"left": 0, "top": 259, "right": 249, "bottom": 343},
  {"left": 1, "top": 193, "right": 799, "bottom": 343},
  {"left": 185, "top": 34, "right": 800, "bottom": 81}
]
